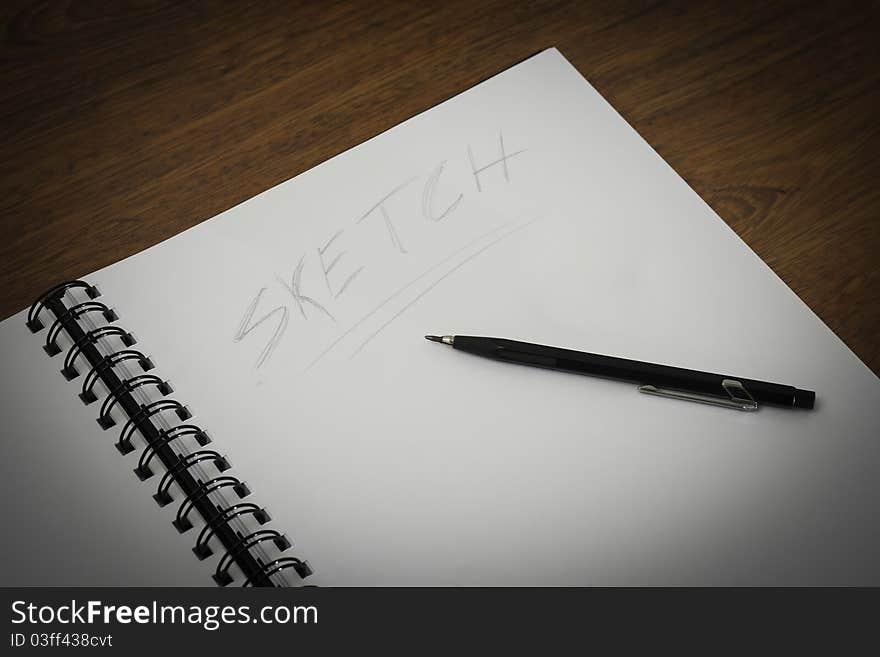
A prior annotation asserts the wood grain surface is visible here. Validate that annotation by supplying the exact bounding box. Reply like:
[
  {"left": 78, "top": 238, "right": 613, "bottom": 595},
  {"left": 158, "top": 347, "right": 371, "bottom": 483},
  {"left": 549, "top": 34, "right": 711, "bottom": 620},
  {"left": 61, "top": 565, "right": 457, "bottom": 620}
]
[{"left": 1, "top": 0, "right": 877, "bottom": 373}]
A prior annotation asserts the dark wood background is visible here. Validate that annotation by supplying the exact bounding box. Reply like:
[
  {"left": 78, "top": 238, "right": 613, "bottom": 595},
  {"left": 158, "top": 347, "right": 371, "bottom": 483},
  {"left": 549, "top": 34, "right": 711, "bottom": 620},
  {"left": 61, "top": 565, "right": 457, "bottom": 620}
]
[{"left": 1, "top": 0, "right": 877, "bottom": 374}]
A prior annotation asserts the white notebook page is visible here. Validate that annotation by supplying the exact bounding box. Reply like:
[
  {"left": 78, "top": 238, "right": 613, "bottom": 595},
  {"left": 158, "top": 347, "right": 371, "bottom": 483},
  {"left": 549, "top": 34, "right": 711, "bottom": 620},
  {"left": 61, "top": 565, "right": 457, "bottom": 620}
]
[{"left": 1, "top": 48, "right": 878, "bottom": 585}]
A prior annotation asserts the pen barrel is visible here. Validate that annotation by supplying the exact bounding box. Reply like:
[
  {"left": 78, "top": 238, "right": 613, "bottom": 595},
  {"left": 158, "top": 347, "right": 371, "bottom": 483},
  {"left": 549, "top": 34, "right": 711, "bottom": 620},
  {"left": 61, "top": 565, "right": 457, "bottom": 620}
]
[{"left": 453, "top": 337, "right": 813, "bottom": 409}]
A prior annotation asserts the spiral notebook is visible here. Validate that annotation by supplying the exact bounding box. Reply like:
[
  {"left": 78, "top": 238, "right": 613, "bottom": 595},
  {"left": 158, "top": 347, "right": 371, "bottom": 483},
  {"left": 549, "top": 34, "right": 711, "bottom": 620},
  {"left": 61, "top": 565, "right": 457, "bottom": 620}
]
[{"left": 2, "top": 49, "right": 879, "bottom": 586}]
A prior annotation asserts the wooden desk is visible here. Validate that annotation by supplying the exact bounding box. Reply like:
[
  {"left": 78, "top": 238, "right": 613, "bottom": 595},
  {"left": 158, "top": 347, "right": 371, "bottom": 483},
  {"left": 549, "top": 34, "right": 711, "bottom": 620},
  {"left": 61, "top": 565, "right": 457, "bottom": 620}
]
[{"left": 1, "top": 0, "right": 877, "bottom": 373}]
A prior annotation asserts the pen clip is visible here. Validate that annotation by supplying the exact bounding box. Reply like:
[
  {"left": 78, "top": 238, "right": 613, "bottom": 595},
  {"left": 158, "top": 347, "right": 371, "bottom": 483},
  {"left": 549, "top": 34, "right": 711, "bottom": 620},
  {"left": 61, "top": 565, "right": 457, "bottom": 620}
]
[{"left": 637, "top": 379, "right": 758, "bottom": 412}]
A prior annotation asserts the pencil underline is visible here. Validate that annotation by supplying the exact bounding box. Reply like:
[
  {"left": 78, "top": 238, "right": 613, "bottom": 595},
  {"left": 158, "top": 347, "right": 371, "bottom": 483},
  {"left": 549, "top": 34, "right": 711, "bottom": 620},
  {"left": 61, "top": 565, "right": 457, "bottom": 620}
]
[
  {"left": 304, "top": 221, "right": 519, "bottom": 371},
  {"left": 348, "top": 219, "right": 537, "bottom": 359}
]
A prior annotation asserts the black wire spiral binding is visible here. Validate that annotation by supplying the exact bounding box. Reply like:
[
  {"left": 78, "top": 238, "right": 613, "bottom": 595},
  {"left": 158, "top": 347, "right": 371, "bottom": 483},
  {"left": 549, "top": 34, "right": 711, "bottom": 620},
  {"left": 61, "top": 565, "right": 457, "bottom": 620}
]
[
  {"left": 172, "top": 476, "right": 251, "bottom": 533},
  {"left": 44, "top": 302, "right": 117, "bottom": 356},
  {"left": 80, "top": 350, "right": 155, "bottom": 404},
  {"left": 26, "top": 279, "right": 311, "bottom": 587},
  {"left": 61, "top": 326, "right": 136, "bottom": 380},
  {"left": 107, "top": 392, "right": 179, "bottom": 451},
  {"left": 153, "top": 451, "right": 232, "bottom": 508},
  {"left": 214, "top": 530, "right": 292, "bottom": 586},
  {"left": 116, "top": 392, "right": 182, "bottom": 454},
  {"left": 193, "top": 503, "right": 271, "bottom": 560},
  {"left": 241, "top": 557, "right": 313, "bottom": 587},
  {"left": 135, "top": 425, "right": 211, "bottom": 480},
  {"left": 27, "top": 281, "right": 99, "bottom": 332}
]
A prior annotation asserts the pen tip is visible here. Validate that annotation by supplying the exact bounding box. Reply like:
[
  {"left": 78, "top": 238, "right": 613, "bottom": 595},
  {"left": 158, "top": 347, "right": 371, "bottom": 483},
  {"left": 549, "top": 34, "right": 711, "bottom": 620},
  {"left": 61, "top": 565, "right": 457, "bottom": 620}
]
[{"left": 424, "top": 335, "right": 442, "bottom": 343}]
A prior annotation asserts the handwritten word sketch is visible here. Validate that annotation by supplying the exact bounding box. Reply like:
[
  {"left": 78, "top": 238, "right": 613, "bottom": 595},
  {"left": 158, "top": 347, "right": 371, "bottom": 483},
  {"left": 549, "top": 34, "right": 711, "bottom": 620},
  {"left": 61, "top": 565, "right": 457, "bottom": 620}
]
[{"left": 233, "top": 131, "right": 533, "bottom": 372}]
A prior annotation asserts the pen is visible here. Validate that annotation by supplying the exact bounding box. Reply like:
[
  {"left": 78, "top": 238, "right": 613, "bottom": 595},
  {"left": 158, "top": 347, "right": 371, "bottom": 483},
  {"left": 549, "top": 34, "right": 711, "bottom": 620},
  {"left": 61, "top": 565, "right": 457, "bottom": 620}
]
[{"left": 424, "top": 335, "right": 815, "bottom": 411}]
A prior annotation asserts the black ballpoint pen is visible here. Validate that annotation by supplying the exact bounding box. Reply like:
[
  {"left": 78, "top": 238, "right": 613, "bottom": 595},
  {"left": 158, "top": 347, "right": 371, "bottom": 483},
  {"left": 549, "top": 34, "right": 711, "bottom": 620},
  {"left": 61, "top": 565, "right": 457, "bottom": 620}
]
[{"left": 424, "top": 335, "right": 815, "bottom": 411}]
